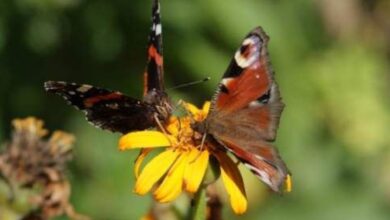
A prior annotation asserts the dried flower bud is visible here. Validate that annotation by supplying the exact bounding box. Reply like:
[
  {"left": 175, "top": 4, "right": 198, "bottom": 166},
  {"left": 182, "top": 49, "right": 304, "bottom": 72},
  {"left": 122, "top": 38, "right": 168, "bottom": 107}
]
[{"left": 0, "top": 117, "right": 89, "bottom": 220}]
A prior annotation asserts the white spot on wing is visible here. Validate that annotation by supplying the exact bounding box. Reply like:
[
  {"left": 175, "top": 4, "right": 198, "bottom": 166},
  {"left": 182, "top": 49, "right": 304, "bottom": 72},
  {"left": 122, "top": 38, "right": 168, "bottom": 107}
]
[
  {"left": 254, "top": 155, "right": 265, "bottom": 161},
  {"left": 242, "top": 38, "right": 255, "bottom": 46},
  {"left": 249, "top": 100, "right": 262, "bottom": 107},
  {"left": 244, "top": 163, "right": 273, "bottom": 186},
  {"left": 77, "top": 85, "right": 92, "bottom": 93},
  {"left": 258, "top": 170, "right": 272, "bottom": 186},
  {"left": 221, "top": 77, "right": 234, "bottom": 86},
  {"left": 155, "top": 24, "right": 162, "bottom": 35}
]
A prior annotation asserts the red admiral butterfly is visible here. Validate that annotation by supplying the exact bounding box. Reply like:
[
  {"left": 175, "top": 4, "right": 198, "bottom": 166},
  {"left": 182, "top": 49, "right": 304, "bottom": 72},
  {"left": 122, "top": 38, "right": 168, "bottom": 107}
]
[
  {"left": 194, "top": 27, "right": 289, "bottom": 192},
  {"left": 44, "top": 0, "right": 171, "bottom": 134}
]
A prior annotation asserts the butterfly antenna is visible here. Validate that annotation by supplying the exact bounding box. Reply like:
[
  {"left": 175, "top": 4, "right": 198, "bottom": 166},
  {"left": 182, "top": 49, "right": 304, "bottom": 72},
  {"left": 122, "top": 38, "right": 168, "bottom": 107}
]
[{"left": 168, "top": 77, "right": 211, "bottom": 90}]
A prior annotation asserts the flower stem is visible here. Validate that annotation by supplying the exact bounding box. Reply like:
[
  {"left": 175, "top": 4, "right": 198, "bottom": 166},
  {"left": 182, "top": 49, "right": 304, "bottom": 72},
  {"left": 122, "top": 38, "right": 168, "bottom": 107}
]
[
  {"left": 206, "top": 183, "right": 222, "bottom": 220},
  {"left": 187, "top": 186, "right": 206, "bottom": 220}
]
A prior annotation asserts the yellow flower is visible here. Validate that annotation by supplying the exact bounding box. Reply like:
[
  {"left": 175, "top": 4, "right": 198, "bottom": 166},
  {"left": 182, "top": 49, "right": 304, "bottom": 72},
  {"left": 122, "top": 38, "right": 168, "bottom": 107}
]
[{"left": 119, "top": 101, "right": 249, "bottom": 214}]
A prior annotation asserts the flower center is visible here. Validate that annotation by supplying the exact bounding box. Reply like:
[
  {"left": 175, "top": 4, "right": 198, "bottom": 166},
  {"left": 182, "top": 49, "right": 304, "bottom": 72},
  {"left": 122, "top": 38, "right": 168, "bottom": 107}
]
[{"left": 166, "top": 117, "right": 197, "bottom": 152}]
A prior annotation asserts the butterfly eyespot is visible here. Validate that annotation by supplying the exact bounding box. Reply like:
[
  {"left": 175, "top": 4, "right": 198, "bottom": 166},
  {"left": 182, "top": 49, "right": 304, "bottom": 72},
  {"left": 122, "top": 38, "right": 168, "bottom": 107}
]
[
  {"left": 239, "top": 44, "right": 250, "bottom": 55},
  {"left": 234, "top": 37, "right": 260, "bottom": 68}
]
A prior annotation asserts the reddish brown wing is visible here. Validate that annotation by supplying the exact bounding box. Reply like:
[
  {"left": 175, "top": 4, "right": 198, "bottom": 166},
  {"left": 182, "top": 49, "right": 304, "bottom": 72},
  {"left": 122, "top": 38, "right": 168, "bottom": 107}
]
[
  {"left": 212, "top": 28, "right": 270, "bottom": 112},
  {"left": 212, "top": 133, "right": 288, "bottom": 192},
  {"left": 206, "top": 27, "right": 289, "bottom": 192}
]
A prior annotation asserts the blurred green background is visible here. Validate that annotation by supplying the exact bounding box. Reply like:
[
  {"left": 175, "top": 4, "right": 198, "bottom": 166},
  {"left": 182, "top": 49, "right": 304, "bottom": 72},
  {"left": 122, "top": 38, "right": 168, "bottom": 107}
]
[{"left": 1, "top": 0, "right": 390, "bottom": 219}]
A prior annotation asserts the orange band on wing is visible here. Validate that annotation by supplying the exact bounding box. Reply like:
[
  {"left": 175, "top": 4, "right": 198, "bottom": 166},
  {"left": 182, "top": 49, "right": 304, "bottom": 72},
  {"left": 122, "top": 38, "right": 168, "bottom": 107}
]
[
  {"left": 148, "top": 45, "right": 163, "bottom": 66},
  {"left": 84, "top": 93, "right": 123, "bottom": 108}
]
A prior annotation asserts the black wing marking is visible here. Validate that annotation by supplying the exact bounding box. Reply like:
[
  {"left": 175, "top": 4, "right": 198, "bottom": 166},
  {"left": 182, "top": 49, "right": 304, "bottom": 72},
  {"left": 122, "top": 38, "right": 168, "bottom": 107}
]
[{"left": 44, "top": 81, "right": 157, "bottom": 133}]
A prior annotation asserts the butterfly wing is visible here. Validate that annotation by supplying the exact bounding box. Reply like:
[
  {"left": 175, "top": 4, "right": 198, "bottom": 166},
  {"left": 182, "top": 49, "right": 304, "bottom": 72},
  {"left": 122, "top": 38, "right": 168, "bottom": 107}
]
[
  {"left": 206, "top": 27, "right": 289, "bottom": 192},
  {"left": 44, "top": 81, "right": 157, "bottom": 133},
  {"left": 144, "top": 0, "right": 164, "bottom": 96},
  {"left": 44, "top": 0, "right": 170, "bottom": 133}
]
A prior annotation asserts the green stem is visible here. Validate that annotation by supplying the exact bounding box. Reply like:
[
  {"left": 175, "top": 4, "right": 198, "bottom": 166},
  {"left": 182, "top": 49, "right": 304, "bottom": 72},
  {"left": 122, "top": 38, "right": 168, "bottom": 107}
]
[{"left": 187, "top": 186, "right": 206, "bottom": 220}]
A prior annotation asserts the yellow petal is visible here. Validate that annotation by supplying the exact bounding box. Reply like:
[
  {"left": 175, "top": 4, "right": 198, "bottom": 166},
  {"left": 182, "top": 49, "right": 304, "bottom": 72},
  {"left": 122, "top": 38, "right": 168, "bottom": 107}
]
[
  {"left": 284, "top": 174, "right": 292, "bottom": 193},
  {"left": 134, "top": 148, "right": 153, "bottom": 178},
  {"left": 135, "top": 149, "right": 179, "bottom": 195},
  {"left": 166, "top": 116, "right": 180, "bottom": 135},
  {"left": 202, "top": 101, "right": 211, "bottom": 115},
  {"left": 119, "top": 131, "right": 172, "bottom": 150},
  {"left": 153, "top": 151, "right": 188, "bottom": 202},
  {"left": 216, "top": 151, "right": 247, "bottom": 215},
  {"left": 182, "top": 101, "right": 211, "bottom": 122},
  {"left": 220, "top": 169, "right": 247, "bottom": 215},
  {"left": 184, "top": 149, "right": 209, "bottom": 193},
  {"left": 183, "top": 102, "right": 201, "bottom": 116}
]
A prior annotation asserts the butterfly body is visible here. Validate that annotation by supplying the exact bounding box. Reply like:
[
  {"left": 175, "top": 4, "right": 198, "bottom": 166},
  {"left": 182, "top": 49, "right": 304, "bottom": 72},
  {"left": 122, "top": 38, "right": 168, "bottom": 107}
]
[{"left": 195, "top": 27, "right": 289, "bottom": 192}]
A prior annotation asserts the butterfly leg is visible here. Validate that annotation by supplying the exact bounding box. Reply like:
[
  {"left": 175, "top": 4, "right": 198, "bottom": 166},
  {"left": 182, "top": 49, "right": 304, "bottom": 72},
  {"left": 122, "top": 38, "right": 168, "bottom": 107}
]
[
  {"left": 153, "top": 113, "right": 175, "bottom": 148},
  {"left": 188, "top": 133, "right": 208, "bottom": 164},
  {"left": 199, "top": 133, "right": 207, "bottom": 151}
]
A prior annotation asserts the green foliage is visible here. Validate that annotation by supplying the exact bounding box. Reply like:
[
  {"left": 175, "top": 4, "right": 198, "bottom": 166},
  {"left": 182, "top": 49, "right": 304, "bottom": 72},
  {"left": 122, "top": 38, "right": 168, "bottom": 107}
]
[{"left": 1, "top": 0, "right": 390, "bottom": 219}]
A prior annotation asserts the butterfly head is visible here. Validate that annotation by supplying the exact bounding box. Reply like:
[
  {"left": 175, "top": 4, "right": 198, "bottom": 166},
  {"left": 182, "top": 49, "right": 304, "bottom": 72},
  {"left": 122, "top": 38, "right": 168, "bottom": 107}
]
[
  {"left": 143, "top": 89, "right": 171, "bottom": 120},
  {"left": 191, "top": 120, "right": 207, "bottom": 136}
]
